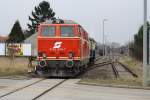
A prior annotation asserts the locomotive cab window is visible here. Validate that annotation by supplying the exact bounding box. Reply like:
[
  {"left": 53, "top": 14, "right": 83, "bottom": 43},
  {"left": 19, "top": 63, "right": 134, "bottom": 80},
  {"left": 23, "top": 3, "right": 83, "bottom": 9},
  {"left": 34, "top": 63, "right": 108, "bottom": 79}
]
[
  {"left": 41, "top": 26, "right": 55, "bottom": 37},
  {"left": 61, "top": 26, "right": 74, "bottom": 37}
]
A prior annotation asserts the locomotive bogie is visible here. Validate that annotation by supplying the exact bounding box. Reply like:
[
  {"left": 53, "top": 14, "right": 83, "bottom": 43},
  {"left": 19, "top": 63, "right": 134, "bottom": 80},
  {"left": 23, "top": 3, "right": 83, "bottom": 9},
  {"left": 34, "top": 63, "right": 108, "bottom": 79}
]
[{"left": 35, "top": 59, "right": 87, "bottom": 77}]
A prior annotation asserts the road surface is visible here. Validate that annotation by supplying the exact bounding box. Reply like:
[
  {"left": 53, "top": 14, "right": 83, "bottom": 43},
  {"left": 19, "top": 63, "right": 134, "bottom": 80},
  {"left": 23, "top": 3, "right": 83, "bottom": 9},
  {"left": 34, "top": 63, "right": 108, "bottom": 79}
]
[{"left": 0, "top": 78, "right": 149, "bottom": 100}]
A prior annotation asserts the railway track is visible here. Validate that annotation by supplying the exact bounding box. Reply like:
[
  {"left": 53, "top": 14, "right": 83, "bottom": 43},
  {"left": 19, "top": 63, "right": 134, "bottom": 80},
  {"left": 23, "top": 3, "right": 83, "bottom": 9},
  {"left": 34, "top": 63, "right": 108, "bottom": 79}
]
[
  {"left": 0, "top": 78, "right": 45, "bottom": 98},
  {"left": 86, "top": 56, "right": 138, "bottom": 78},
  {"left": 117, "top": 61, "right": 138, "bottom": 78},
  {"left": 32, "top": 79, "right": 67, "bottom": 100},
  {"left": 0, "top": 79, "right": 68, "bottom": 100},
  {"left": 111, "top": 63, "right": 119, "bottom": 78},
  {"left": 88, "top": 61, "right": 113, "bottom": 71}
]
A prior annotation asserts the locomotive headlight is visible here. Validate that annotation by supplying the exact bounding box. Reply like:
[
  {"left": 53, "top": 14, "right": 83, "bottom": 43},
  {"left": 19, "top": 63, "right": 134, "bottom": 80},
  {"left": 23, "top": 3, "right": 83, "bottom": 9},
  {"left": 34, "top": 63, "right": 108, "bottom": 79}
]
[
  {"left": 39, "top": 60, "right": 47, "bottom": 68},
  {"left": 66, "top": 60, "right": 74, "bottom": 68},
  {"left": 68, "top": 52, "right": 74, "bottom": 59}
]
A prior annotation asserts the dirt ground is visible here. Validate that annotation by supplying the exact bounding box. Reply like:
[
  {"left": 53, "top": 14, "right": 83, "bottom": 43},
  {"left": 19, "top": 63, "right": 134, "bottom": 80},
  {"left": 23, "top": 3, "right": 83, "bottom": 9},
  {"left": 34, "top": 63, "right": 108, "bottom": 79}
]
[{"left": 0, "top": 57, "right": 35, "bottom": 77}]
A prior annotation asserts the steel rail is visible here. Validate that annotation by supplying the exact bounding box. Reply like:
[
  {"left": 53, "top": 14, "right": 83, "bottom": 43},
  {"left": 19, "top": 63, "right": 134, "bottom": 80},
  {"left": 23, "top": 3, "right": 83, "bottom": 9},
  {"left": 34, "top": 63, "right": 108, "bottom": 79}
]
[
  {"left": 88, "top": 62, "right": 113, "bottom": 71},
  {"left": 111, "top": 63, "right": 119, "bottom": 78},
  {"left": 32, "top": 79, "right": 68, "bottom": 100},
  {"left": 117, "top": 62, "right": 138, "bottom": 78},
  {"left": 0, "top": 78, "right": 46, "bottom": 98}
]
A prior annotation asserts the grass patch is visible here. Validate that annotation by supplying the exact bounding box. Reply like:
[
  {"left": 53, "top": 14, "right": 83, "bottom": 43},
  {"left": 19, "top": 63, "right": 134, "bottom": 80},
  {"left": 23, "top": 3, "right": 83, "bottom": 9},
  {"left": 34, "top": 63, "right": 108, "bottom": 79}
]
[
  {"left": 80, "top": 78, "right": 142, "bottom": 86},
  {"left": 0, "top": 57, "right": 33, "bottom": 77},
  {"left": 0, "top": 67, "right": 28, "bottom": 77}
]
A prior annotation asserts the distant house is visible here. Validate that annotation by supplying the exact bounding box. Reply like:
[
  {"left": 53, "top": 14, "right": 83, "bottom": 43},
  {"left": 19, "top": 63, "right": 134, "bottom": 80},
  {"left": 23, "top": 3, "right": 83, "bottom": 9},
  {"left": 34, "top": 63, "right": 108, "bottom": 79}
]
[
  {"left": 24, "top": 33, "right": 37, "bottom": 56},
  {"left": 0, "top": 36, "right": 9, "bottom": 43}
]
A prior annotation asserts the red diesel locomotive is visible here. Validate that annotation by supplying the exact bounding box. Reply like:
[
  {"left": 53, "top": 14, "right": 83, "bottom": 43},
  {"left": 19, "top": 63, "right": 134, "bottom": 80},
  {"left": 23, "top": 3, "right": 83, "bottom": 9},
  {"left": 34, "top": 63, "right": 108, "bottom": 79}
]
[{"left": 35, "top": 20, "right": 95, "bottom": 77}]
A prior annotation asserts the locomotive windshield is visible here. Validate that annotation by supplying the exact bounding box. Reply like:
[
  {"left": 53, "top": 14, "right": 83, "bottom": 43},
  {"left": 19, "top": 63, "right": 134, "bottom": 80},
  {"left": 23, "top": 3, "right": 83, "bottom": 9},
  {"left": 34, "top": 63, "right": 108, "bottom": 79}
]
[
  {"left": 41, "top": 26, "right": 55, "bottom": 37},
  {"left": 61, "top": 26, "right": 74, "bottom": 37}
]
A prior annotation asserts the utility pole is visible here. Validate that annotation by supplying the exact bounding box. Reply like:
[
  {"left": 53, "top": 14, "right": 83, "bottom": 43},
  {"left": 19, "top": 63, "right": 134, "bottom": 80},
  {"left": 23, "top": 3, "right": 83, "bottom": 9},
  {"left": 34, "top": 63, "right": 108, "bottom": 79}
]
[
  {"left": 143, "top": 0, "right": 149, "bottom": 86},
  {"left": 102, "top": 19, "right": 107, "bottom": 56},
  {"left": 105, "top": 35, "right": 108, "bottom": 56}
]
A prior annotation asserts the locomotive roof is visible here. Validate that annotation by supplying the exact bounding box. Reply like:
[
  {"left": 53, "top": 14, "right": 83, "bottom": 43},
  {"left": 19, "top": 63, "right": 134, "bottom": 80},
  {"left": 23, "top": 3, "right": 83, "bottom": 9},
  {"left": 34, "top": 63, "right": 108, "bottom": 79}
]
[
  {"left": 63, "top": 20, "right": 78, "bottom": 24},
  {"left": 43, "top": 20, "right": 78, "bottom": 25}
]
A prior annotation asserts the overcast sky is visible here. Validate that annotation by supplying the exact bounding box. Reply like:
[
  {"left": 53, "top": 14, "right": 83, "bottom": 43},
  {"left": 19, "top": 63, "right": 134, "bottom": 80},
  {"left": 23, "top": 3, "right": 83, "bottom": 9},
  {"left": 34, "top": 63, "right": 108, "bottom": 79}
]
[{"left": 0, "top": 0, "right": 150, "bottom": 45}]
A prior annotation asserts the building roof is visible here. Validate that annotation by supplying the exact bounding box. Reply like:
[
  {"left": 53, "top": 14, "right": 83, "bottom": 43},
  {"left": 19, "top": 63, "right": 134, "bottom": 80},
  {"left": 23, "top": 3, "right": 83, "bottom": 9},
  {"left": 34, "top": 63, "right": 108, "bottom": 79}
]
[{"left": 0, "top": 36, "right": 9, "bottom": 43}]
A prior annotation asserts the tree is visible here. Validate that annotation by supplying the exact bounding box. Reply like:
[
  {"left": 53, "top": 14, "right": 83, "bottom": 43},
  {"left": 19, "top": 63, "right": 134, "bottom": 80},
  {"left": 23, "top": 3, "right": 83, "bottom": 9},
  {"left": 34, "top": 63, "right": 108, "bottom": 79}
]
[
  {"left": 129, "top": 22, "right": 150, "bottom": 61},
  {"left": 7, "top": 20, "right": 25, "bottom": 43},
  {"left": 27, "top": 1, "right": 56, "bottom": 35}
]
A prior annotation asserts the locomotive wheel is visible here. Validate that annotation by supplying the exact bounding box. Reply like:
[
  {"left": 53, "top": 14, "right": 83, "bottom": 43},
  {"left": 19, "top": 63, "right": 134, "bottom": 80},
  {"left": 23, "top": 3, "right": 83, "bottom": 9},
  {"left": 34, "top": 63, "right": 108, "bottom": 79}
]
[
  {"left": 34, "top": 65, "right": 47, "bottom": 77},
  {"left": 75, "top": 66, "right": 80, "bottom": 73},
  {"left": 79, "top": 64, "right": 87, "bottom": 73},
  {"left": 82, "top": 65, "right": 87, "bottom": 73},
  {"left": 79, "top": 66, "right": 84, "bottom": 73}
]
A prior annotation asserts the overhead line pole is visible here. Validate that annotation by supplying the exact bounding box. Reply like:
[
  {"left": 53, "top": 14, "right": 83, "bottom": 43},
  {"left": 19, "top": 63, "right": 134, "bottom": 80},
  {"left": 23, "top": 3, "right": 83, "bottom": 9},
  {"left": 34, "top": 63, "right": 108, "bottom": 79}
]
[
  {"left": 143, "top": 0, "right": 149, "bottom": 86},
  {"left": 102, "top": 20, "right": 105, "bottom": 56},
  {"left": 102, "top": 19, "right": 107, "bottom": 56}
]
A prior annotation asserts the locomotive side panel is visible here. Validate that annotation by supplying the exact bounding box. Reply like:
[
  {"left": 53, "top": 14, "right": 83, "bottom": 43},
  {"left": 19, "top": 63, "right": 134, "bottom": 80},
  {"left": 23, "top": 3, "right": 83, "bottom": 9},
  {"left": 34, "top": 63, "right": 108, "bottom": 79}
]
[{"left": 79, "top": 27, "right": 90, "bottom": 64}]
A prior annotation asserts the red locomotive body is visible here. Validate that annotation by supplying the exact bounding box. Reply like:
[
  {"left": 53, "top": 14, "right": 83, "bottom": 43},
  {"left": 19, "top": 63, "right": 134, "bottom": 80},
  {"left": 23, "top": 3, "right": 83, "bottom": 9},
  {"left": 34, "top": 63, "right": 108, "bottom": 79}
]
[{"left": 36, "top": 20, "right": 90, "bottom": 77}]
